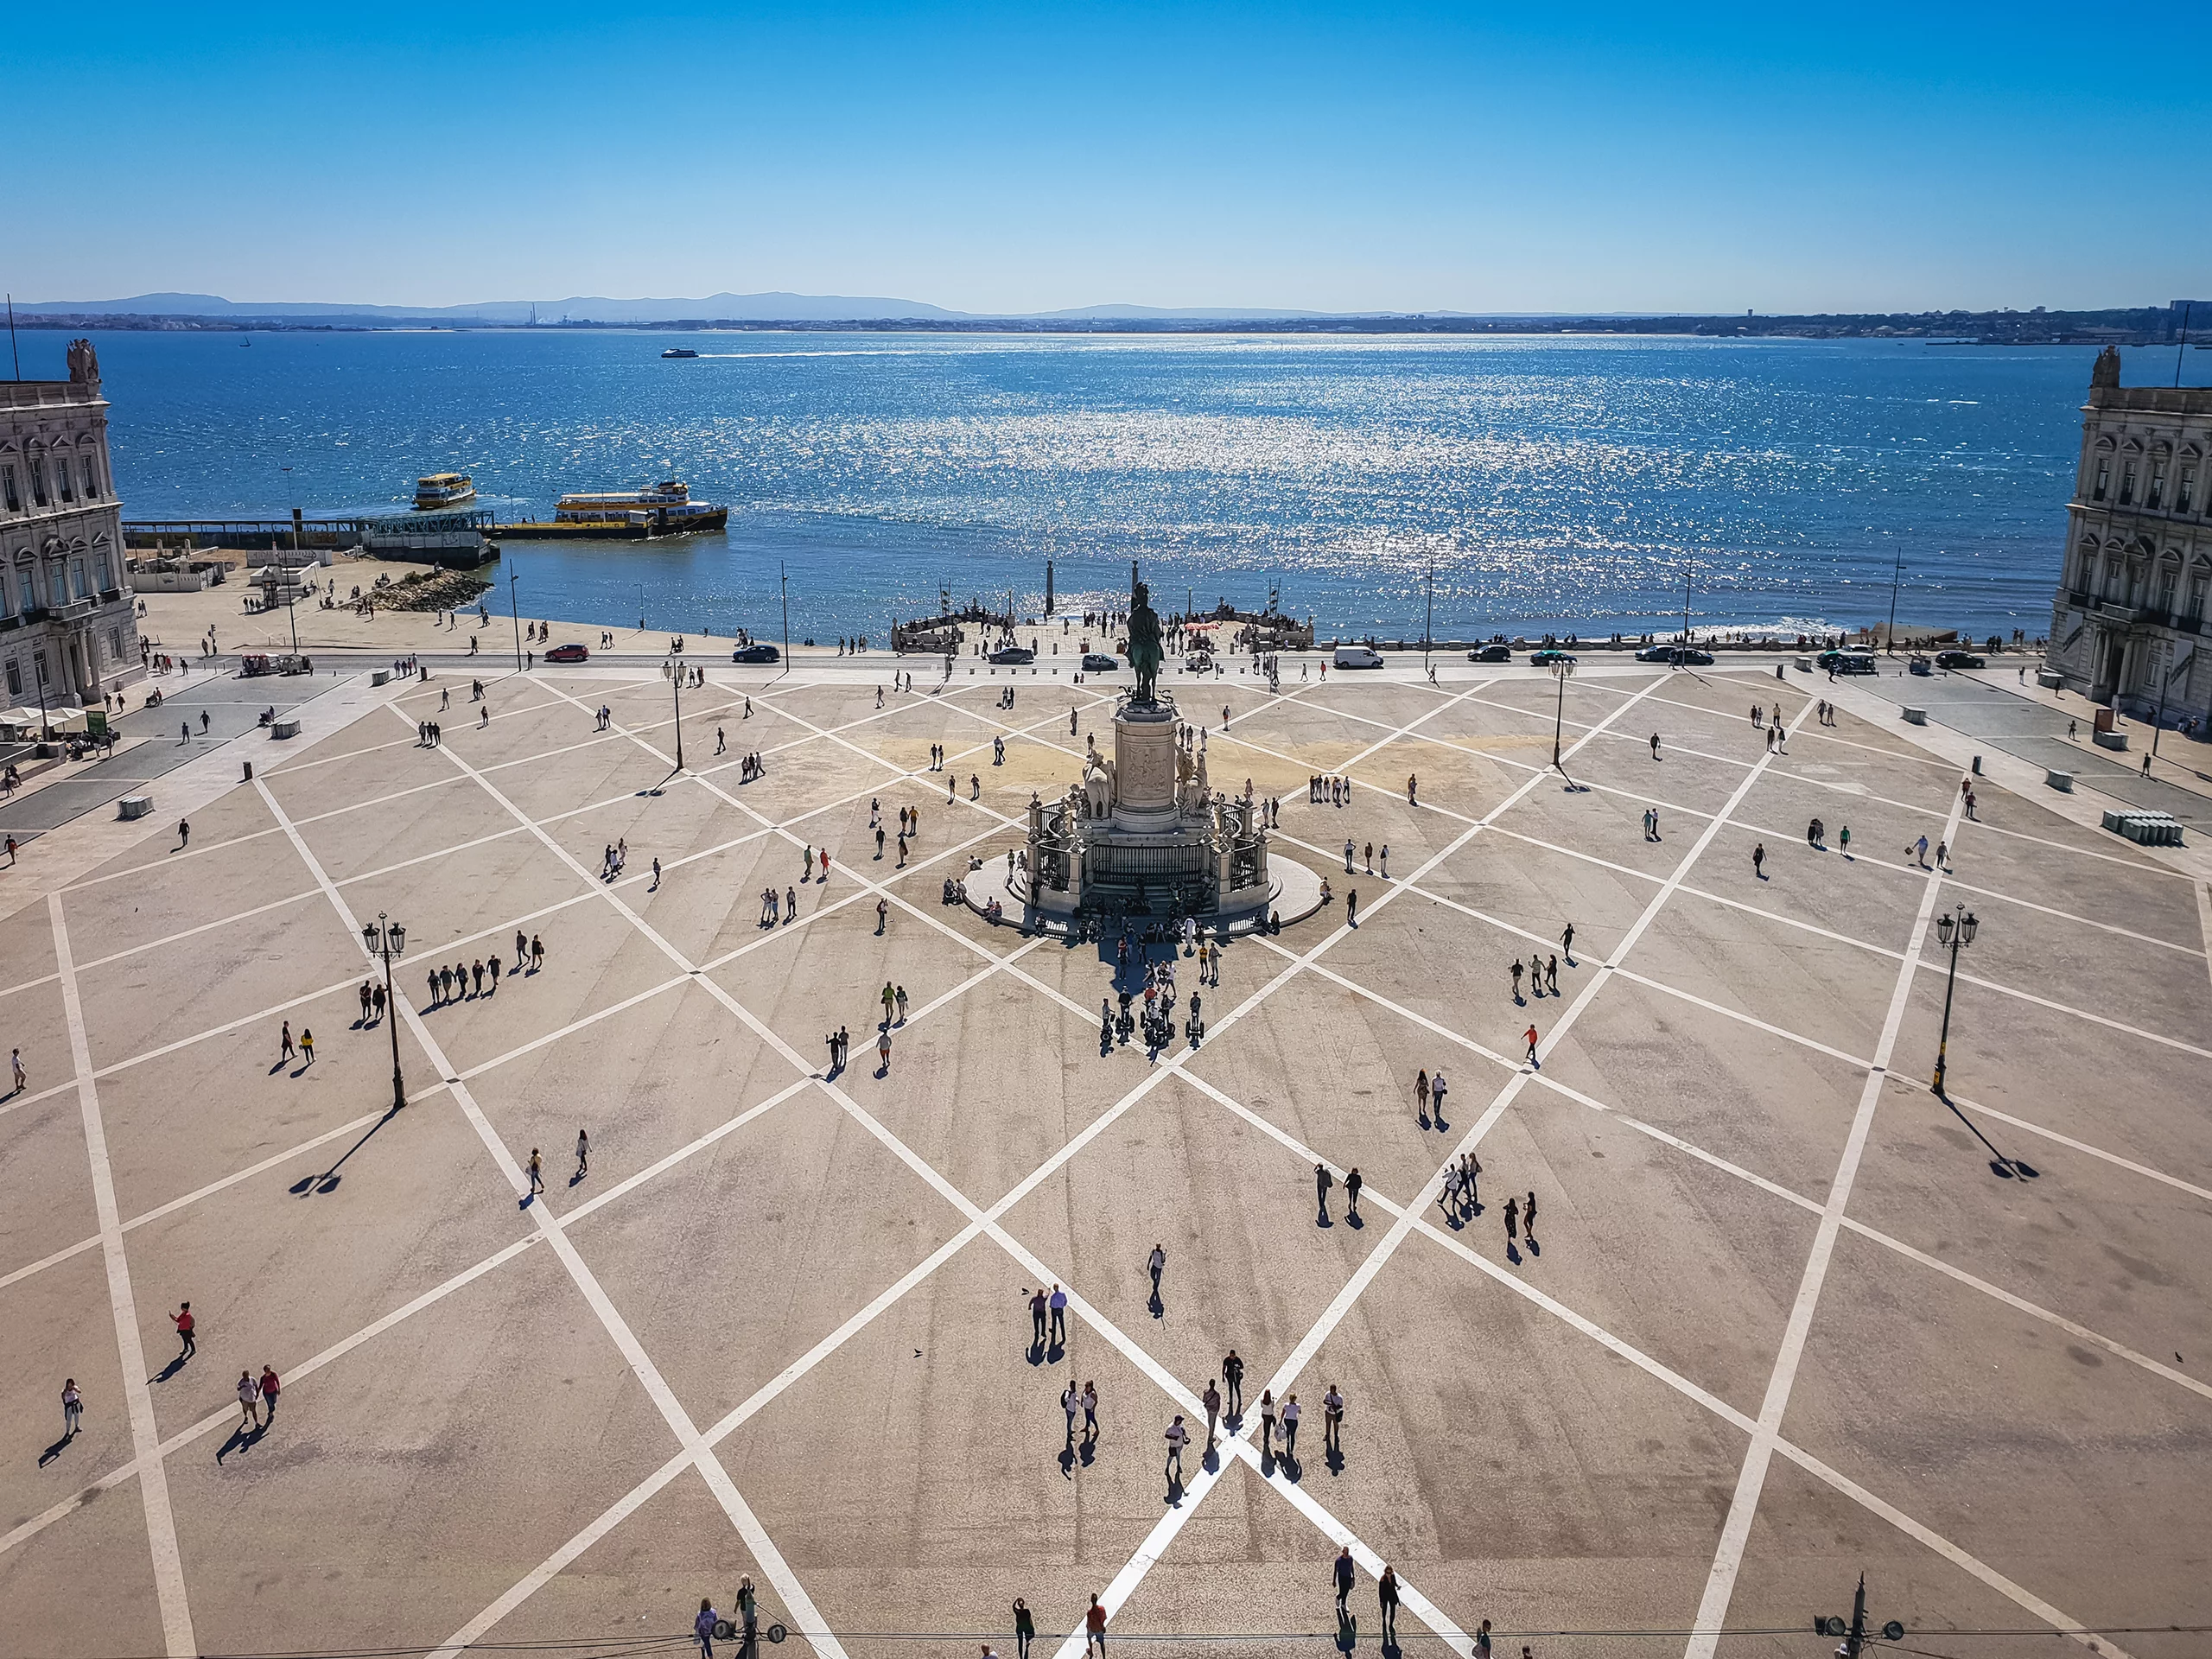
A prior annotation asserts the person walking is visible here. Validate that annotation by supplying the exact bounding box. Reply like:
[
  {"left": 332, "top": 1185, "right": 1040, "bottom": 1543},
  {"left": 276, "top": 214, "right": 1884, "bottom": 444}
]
[
  {"left": 1430, "top": 1069, "right": 1448, "bottom": 1118},
  {"left": 878, "top": 1027, "right": 893, "bottom": 1072},
  {"left": 1202, "top": 1377, "right": 1221, "bottom": 1454},
  {"left": 1839, "top": 823, "right": 1852, "bottom": 856},
  {"left": 1546, "top": 954, "right": 1558, "bottom": 995},
  {"left": 527, "top": 1148, "right": 544, "bottom": 1195},
  {"left": 895, "top": 985, "right": 909, "bottom": 1023},
  {"left": 1013, "top": 1599, "right": 1036, "bottom": 1659},
  {"left": 696, "top": 1599, "right": 720, "bottom": 1659},
  {"left": 1649, "top": 732, "right": 1662, "bottom": 760},
  {"left": 61, "top": 1378, "right": 83, "bottom": 1440},
  {"left": 1314, "top": 1161, "right": 1334, "bottom": 1221},
  {"left": 1505, "top": 1194, "right": 1520, "bottom": 1246},
  {"left": 1281, "top": 1392, "right": 1302, "bottom": 1457},
  {"left": 1474, "top": 1618, "right": 1493, "bottom": 1658},
  {"left": 1415, "top": 1068, "right": 1431, "bottom": 1119},
  {"left": 1524, "top": 1190, "right": 1538, "bottom": 1245},
  {"left": 1147, "top": 1243, "right": 1166, "bottom": 1298},
  {"left": 1028, "top": 1287, "right": 1048, "bottom": 1350},
  {"left": 280, "top": 1020, "right": 296, "bottom": 1065},
  {"left": 298, "top": 1027, "right": 314, "bottom": 1065},
  {"left": 1560, "top": 920, "right": 1575, "bottom": 963},
  {"left": 1523, "top": 1024, "right": 1539, "bottom": 1065},
  {"left": 1911, "top": 833, "right": 1929, "bottom": 868},
  {"left": 1258, "top": 1389, "right": 1278, "bottom": 1457},
  {"left": 1333, "top": 1546, "right": 1356, "bottom": 1624},
  {"left": 1751, "top": 841, "right": 1766, "bottom": 879},
  {"left": 1163, "top": 1414, "right": 1188, "bottom": 1484},
  {"left": 1084, "top": 1593, "right": 1107, "bottom": 1656},
  {"left": 1345, "top": 1166, "right": 1363, "bottom": 1220},
  {"left": 172, "top": 1303, "right": 195, "bottom": 1360},
  {"left": 10, "top": 1047, "right": 26, "bottom": 1095},
  {"left": 1323, "top": 1382, "right": 1344, "bottom": 1453},
  {"left": 1062, "top": 1382, "right": 1081, "bottom": 1446},
  {"left": 575, "top": 1128, "right": 590, "bottom": 1179},
  {"left": 237, "top": 1370, "right": 262, "bottom": 1430},
  {"left": 1346, "top": 887, "right": 1358, "bottom": 926},
  {"left": 1049, "top": 1283, "right": 1068, "bottom": 1347},
  {"left": 1510, "top": 958, "right": 1523, "bottom": 1000},
  {"left": 1377, "top": 1565, "right": 1400, "bottom": 1645},
  {"left": 531, "top": 934, "right": 545, "bottom": 969},
  {"left": 1222, "top": 1349, "right": 1244, "bottom": 1420}
]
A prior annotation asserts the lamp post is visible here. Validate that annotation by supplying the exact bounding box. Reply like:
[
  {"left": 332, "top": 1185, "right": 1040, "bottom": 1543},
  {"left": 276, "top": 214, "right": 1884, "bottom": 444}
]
[
  {"left": 1678, "top": 563, "right": 1693, "bottom": 667},
  {"left": 779, "top": 562, "right": 791, "bottom": 668},
  {"left": 1549, "top": 658, "right": 1575, "bottom": 773},
  {"left": 666, "top": 655, "right": 684, "bottom": 770},
  {"left": 359, "top": 912, "right": 409, "bottom": 1116},
  {"left": 1885, "top": 545, "right": 1906, "bottom": 657},
  {"left": 1930, "top": 902, "right": 1979, "bottom": 1097},
  {"left": 1423, "top": 553, "right": 1435, "bottom": 674},
  {"left": 508, "top": 568, "right": 524, "bottom": 671}
]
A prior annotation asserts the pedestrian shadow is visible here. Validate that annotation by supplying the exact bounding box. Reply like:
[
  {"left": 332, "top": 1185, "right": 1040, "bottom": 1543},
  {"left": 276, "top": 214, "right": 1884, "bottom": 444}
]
[
  {"left": 267, "top": 1059, "right": 288, "bottom": 1076},
  {"left": 1046, "top": 1338, "right": 1065, "bottom": 1364},
  {"left": 1345, "top": 1210, "right": 1365, "bottom": 1230},
  {"left": 37, "top": 1432, "right": 75, "bottom": 1467},
  {"left": 1147, "top": 1288, "right": 1164, "bottom": 1319},
  {"left": 1058, "top": 1444, "right": 1076, "bottom": 1480},
  {"left": 1315, "top": 1208, "right": 1332, "bottom": 1229},
  {"left": 569, "top": 1169, "right": 587, "bottom": 1188},
  {"left": 1433, "top": 1112, "right": 1450, "bottom": 1132},
  {"left": 1282, "top": 1452, "right": 1302, "bottom": 1483},
  {"left": 1325, "top": 1445, "right": 1345, "bottom": 1478},
  {"left": 1526, "top": 1236, "right": 1541, "bottom": 1256},
  {"left": 518, "top": 1192, "right": 536, "bottom": 1211},
  {"left": 151, "top": 1352, "right": 189, "bottom": 1384},
  {"left": 1505, "top": 1241, "right": 1523, "bottom": 1266},
  {"left": 215, "top": 1420, "right": 270, "bottom": 1464},
  {"left": 1336, "top": 1613, "right": 1357, "bottom": 1653},
  {"left": 1027, "top": 1340, "right": 1046, "bottom": 1368},
  {"left": 1379, "top": 1637, "right": 1402, "bottom": 1659}
]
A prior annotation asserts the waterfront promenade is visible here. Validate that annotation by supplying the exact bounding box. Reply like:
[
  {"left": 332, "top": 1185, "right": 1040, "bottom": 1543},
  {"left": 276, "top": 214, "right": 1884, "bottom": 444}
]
[{"left": 1, "top": 650, "right": 2208, "bottom": 1659}]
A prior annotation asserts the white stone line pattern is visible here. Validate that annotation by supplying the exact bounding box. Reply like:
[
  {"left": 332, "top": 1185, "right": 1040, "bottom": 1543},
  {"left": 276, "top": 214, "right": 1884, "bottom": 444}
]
[
  {"left": 253, "top": 774, "right": 854, "bottom": 1659},
  {"left": 1681, "top": 785, "right": 1968, "bottom": 1659},
  {"left": 46, "top": 893, "right": 198, "bottom": 1658}
]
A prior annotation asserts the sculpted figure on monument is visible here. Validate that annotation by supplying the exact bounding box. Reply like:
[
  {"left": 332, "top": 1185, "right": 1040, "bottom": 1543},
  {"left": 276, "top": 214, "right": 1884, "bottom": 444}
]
[
  {"left": 1127, "top": 579, "right": 1164, "bottom": 703},
  {"left": 67, "top": 338, "right": 101, "bottom": 385}
]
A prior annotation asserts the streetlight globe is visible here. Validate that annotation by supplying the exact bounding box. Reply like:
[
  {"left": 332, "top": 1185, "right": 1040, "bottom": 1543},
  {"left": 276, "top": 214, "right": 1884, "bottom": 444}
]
[
  {"left": 360, "top": 920, "right": 377, "bottom": 951},
  {"left": 1936, "top": 913, "right": 1955, "bottom": 946},
  {"left": 388, "top": 922, "right": 405, "bottom": 954},
  {"left": 1960, "top": 912, "right": 1978, "bottom": 946}
]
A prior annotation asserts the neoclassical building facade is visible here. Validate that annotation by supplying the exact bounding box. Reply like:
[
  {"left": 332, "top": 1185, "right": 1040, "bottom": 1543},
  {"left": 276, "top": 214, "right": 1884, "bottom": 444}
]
[
  {"left": 1, "top": 339, "right": 142, "bottom": 708},
  {"left": 2045, "top": 346, "right": 2212, "bottom": 726}
]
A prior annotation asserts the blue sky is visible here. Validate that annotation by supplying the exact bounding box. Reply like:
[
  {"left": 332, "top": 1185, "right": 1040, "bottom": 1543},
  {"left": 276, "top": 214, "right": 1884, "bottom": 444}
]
[{"left": 18, "top": 1, "right": 2206, "bottom": 314}]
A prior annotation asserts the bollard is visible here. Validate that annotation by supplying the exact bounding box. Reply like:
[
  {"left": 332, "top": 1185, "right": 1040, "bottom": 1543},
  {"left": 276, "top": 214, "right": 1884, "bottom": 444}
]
[
  {"left": 243, "top": 760, "right": 254, "bottom": 782},
  {"left": 1971, "top": 755, "right": 1981, "bottom": 774}
]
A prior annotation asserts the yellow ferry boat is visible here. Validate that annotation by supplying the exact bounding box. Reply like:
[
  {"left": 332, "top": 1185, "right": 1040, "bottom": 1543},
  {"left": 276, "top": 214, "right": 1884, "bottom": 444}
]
[
  {"left": 496, "top": 480, "right": 730, "bottom": 540},
  {"left": 414, "top": 472, "right": 476, "bottom": 509}
]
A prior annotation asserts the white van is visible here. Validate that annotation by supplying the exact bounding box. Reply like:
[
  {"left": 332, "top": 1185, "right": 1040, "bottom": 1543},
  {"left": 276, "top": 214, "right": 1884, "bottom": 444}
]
[{"left": 1332, "top": 645, "right": 1384, "bottom": 670}]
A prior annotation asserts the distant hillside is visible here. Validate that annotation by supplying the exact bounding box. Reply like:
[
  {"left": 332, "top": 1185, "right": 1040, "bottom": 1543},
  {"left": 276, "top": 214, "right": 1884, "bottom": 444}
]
[{"left": 18, "top": 290, "right": 966, "bottom": 323}]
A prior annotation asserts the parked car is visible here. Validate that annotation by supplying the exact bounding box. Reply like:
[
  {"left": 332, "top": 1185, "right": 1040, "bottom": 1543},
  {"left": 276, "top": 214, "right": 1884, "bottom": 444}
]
[
  {"left": 988, "top": 644, "right": 1036, "bottom": 665},
  {"left": 1332, "top": 645, "right": 1384, "bottom": 669},
  {"left": 1635, "top": 644, "right": 1714, "bottom": 664},
  {"left": 1817, "top": 650, "right": 1879, "bottom": 675},
  {"left": 1081, "top": 652, "right": 1120, "bottom": 671},
  {"left": 1468, "top": 644, "right": 1513, "bottom": 663},
  {"left": 731, "top": 643, "right": 780, "bottom": 664},
  {"left": 543, "top": 643, "right": 589, "bottom": 664},
  {"left": 1529, "top": 649, "right": 1579, "bottom": 667},
  {"left": 1934, "top": 650, "right": 1986, "bottom": 670}
]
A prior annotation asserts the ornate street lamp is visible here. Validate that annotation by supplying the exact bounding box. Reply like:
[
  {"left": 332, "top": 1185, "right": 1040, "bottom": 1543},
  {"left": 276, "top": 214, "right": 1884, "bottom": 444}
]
[
  {"left": 1930, "top": 903, "right": 1979, "bottom": 1097},
  {"left": 360, "top": 913, "right": 409, "bottom": 1115}
]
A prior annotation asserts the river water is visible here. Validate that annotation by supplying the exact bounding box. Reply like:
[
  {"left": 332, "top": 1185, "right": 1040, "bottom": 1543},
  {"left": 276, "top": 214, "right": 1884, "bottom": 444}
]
[{"left": 69, "top": 327, "right": 2109, "bottom": 640}]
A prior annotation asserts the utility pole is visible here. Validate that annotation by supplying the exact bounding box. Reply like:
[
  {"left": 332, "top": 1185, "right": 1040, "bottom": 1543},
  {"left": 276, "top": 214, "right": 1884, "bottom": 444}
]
[
  {"left": 1680, "top": 563, "right": 1692, "bottom": 666},
  {"left": 1424, "top": 553, "right": 1435, "bottom": 672},
  {"left": 1885, "top": 545, "right": 1906, "bottom": 656},
  {"left": 2177, "top": 301, "right": 2193, "bottom": 391},
  {"left": 509, "top": 569, "right": 524, "bottom": 670},
  {"left": 669, "top": 656, "right": 684, "bottom": 770},
  {"left": 779, "top": 563, "right": 791, "bottom": 669}
]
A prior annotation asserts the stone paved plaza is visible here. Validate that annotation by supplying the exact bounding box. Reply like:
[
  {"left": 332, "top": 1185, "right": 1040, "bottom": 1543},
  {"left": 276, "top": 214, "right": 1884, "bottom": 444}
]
[{"left": 2, "top": 660, "right": 2209, "bottom": 1659}]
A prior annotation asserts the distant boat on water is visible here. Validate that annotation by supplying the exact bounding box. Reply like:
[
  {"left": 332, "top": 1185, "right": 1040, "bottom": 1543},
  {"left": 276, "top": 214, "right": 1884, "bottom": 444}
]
[{"left": 661, "top": 346, "right": 699, "bottom": 359}]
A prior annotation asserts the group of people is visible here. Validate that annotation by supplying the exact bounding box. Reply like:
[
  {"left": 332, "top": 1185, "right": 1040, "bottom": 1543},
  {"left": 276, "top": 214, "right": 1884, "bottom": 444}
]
[
  {"left": 1100, "top": 956, "right": 1202, "bottom": 1054},
  {"left": 424, "top": 951, "right": 510, "bottom": 1007},
  {"left": 1309, "top": 772, "right": 1353, "bottom": 804},
  {"left": 758, "top": 884, "right": 798, "bottom": 926}
]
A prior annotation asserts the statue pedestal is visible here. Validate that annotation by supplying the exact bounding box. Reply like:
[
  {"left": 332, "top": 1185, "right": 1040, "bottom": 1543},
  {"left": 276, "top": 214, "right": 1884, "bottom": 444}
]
[{"left": 1112, "top": 699, "right": 1179, "bottom": 830}]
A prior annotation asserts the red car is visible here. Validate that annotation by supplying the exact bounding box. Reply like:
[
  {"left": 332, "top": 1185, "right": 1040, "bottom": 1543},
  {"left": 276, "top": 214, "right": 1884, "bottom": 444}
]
[{"left": 543, "top": 643, "right": 589, "bottom": 663}]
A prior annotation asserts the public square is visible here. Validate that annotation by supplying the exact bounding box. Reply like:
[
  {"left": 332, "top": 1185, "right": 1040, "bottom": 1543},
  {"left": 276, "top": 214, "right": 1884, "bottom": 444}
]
[{"left": 3, "top": 658, "right": 2208, "bottom": 1659}]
